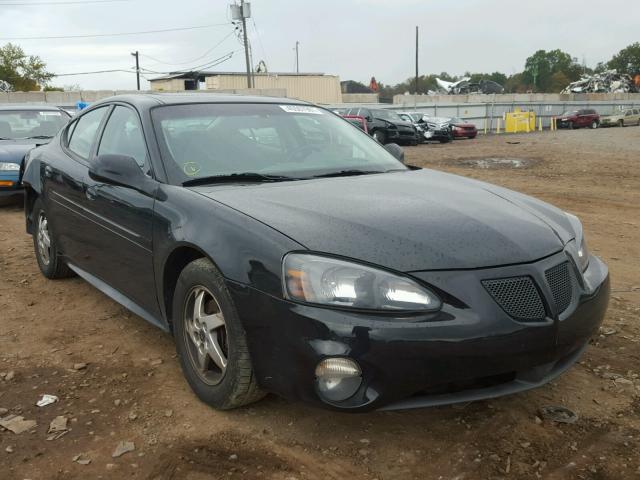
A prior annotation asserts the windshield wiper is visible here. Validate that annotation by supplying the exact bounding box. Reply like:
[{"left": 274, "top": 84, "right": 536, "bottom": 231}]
[
  {"left": 312, "top": 169, "right": 387, "bottom": 179},
  {"left": 22, "top": 135, "right": 54, "bottom": 139},
  {"left": 183, "top": 172, "right": 298, "bottom": 187},
  {"left": 0, "top": 137, "right": 13, "bottom": 140}
]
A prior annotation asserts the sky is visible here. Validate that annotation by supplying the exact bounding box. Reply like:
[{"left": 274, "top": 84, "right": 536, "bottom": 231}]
[{"left": 0, "top": 0, "right": 638, "bottom": 91}]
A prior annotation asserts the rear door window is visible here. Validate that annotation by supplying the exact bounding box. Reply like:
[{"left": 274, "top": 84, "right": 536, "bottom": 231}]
[{"left": 68, "top": 107, "right": 109, "bottom": 160}]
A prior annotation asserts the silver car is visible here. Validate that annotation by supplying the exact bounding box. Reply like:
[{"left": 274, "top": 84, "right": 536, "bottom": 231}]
[{"left": 600, "top": 108, "right": 640, "bottom": 127}]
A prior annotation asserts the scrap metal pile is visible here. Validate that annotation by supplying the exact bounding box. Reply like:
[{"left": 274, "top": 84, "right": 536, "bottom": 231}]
[
  {"left": 561, "top": 70, "right": 638, "bottom": 94},
  {"left": 436, "top": 77, "right": 505, "bottom": 95}
]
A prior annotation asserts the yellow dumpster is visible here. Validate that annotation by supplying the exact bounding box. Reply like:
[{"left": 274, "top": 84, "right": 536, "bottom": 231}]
[{"left": 505, "top": 108, "right": 536, "bottom": 133}]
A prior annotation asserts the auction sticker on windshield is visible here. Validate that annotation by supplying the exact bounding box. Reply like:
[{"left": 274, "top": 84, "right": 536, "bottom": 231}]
[{"left": 279, "top": 105, "right": 323, "bottom": 115}]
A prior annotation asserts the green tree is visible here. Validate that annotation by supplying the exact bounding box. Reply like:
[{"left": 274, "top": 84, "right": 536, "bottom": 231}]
[
  {"left": 549, "top": 71, "right": 571, "bottom": 92},
  {"left": 0, "top": 43, "right": 52, "bottom": 91},
  {"left": 523, "top": 49, "right": 582, "bottom": 92},
  {"left": 607, "top": 42, "right": 640, "bottom": 75}
]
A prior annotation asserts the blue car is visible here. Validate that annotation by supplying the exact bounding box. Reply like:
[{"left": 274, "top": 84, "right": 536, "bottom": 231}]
[{"left": 0, "top": 105, "right": 70, "bottom": 205}]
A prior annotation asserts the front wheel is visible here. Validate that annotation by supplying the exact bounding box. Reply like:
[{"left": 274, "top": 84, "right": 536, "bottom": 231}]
[
  {"left": 591, "top": 121, "right": 599, "bottom": 129},
  {"left": 372, "top": 129, "right": 387, "bottom": 144},
  {"left": 173, "top": 258, "right": 265, "bottom": 410},
  {"left": 618, "top": 120, "right": 624, "bottom": 128},
  {"left": 568, "top": 121, "right": 574, "bottom": 130},
  {"left": 32, "top": 198, "right": 73, "bottom": 279}
]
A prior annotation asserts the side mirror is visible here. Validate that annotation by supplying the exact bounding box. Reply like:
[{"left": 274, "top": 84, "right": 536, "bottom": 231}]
[
  {"left": 89, "top": 154, "right": 155, "bottom": 195},
  {"left": 384, "top": 143, "right": 405, "bottom": 163},
  {"left": 365, "top": 116, "right": 373, "bottom": 122}
]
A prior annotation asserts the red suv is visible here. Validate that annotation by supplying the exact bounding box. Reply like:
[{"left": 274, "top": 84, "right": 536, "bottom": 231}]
[{"left": 556, "top": 109, "right": 600, "bottom": 129}]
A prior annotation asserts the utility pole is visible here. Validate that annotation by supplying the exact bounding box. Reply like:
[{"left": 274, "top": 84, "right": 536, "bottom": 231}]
[
  {"left": 295, "top": 41, "right": 299, "bottom": 73},
  {"left": 415, "top": 26, "right": 419, "bottom": 95},
  {"left": 240, "top": 1, "right": 253, "bottom": 88},
  {"left": 131, "top": 51, "right": 140, "bottom": 91}
]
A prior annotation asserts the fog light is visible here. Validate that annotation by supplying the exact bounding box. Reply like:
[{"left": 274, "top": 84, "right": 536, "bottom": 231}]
[{"left": 315, "top": 358, "right": 362, "bottom": 402}]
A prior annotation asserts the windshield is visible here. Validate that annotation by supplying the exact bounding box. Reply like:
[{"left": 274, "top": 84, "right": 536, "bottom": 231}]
[
  {"left": 152, "top": 103, "right": 407, "bottom": 185},
  {"left": 372, "top": 109, "right": 403, "bottom": 122},
  {"left": 561, "top": 111, "right": 578, "bottom": 117},
  {"left": 0, "top": 110, "right": 69, "bottom": 139},
  {"left": 449, "top": 117, "right": 464, "bottom": 124}
]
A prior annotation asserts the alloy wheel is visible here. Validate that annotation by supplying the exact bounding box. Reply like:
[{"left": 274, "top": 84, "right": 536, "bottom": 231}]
[
  {"left": 183, "top": 286, "right": 228, "bottom": 385},
  {"left": 37, "top": 212, "right": 51, "bottom": 266}
]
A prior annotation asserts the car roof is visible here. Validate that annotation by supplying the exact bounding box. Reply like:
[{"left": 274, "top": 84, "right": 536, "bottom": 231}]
[
  {"left": 0, "top": 104, "right": 66, "bottom": 112},
  {"left": 90, "top": 93, "right": 310, "bottom": 110}
]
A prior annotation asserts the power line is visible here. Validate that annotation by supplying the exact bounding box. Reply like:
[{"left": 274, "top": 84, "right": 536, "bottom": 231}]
[
  {"left": 139, "top": 29, "right": 236, "bottom": 66},
  {"left": 0, "top": 22, "right": 231, "bottom": 41},
  {"left": 251, "top": 17, "right": 268, "bottom": 66},
  {"left": 139, "top": 50, "right": 239, "bottom": 75},
  {"left": 0, "top": 0, "right": 128, "bottom": 5},
  {"left": 52, "top": 69, "right": 137, "bottom": 77}
]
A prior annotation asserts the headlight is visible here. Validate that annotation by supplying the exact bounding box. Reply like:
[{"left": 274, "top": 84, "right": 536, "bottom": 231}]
[
  {"left": 283, "top": 253, "right": 441, "bottom": 312},
  {"left": 0, "top": 162, "right": 20, "bottom": 171},
  {"left": 565, "top": 212, "right": 589, "bottom": 271}
]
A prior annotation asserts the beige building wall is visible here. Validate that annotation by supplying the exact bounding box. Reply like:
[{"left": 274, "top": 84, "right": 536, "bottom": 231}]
[
  {"left": 205, "top": 74, "right": 342, "bottom": 104},
  {"left": 150, "top": 78, "right": 186, "bottom": 91}
]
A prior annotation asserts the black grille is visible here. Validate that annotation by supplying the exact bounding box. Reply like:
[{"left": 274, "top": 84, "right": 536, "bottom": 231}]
[
  {"left": 545, "top": 262, "right": 573, "bottom": 314},
  {"left": 483, "top": 276, "right": 546, "bottom": 321}
]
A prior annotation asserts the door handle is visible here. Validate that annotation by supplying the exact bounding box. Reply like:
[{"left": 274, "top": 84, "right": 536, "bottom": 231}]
[{"left": 85, "top": 185, "right": 98, "bottom": 200}]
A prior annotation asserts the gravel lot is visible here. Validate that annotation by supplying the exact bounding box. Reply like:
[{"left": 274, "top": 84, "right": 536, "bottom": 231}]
[{"left": 1, "top": 126, "right": 639, "bottom": 480}]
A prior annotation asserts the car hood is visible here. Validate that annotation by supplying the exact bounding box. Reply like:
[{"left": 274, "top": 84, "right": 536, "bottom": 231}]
[
  {"left": 376, "top": 118, "right": 414, "bottom": 128},
  {"left": 192, "top": 169, "right": 575, "bottom": 272},
  {"left": 0, "top": 140, "right": 38, "bottom": 166}
]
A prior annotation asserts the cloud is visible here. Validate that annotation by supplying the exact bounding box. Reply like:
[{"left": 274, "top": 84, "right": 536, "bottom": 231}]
[{"left": 0, "top": 0, "right": 637, "bottom": 90}]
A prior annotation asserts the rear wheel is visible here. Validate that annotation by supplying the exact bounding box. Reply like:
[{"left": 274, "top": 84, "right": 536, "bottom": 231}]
[
  {"left": 173, "top": 258, "right": 265, "bottom": 410},
  {"left": 372, "top": 129, "right": 386, "bottom": 144},
  {"left": 618, "top": 119, "right": 624, "bottom": 128},
  {"left": 32, "top": 198, "right": 73, "bottom": 279}
]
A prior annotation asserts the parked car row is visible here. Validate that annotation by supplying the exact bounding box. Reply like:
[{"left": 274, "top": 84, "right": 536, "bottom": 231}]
[{"left": 335, "top": 108, "right": 479, "bottom": 145}]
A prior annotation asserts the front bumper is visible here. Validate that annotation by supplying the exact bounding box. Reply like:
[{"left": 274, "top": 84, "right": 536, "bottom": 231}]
[
  {"left": 0, "top": 176, "right": 23, "bottom": 204},
  {"left": 387, "top": 129, "right": 418, "bottom": 144},
  {"left": 229, "top": 250, "right": 609, "bottom": 412},
  {"left": 556, "top": 119, "right": 575, "bottom": 129},
  {"left": 423, "top": 128, "right": 451, "bottom": 142},
  {"left": 453, "top": 128, "right": 478, "bottom": 138}
]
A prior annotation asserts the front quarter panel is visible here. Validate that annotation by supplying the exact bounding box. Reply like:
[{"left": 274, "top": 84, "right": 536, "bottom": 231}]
[{"left": 153, "top": 184, "right": 305, "bottom": 319}]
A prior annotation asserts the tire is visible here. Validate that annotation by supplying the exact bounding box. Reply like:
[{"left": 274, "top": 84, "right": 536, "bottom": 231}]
[
  {"left": 618, "top": 120, "right": 624, "bottom": 128},
  {"left": 568, "top": 121, "right": 574, "bottom": 130},
  {"left": 172, "top": 258, "right": 265, "bottom": 410},
  {"left": 591, "top": 121, "right": 598, "bottom": 129},
  {"left": 372, "top": 129, "right": 387, "bottom": 144},
  {"left": 32, "top": 198, "right": 74, "bottom": 279}
]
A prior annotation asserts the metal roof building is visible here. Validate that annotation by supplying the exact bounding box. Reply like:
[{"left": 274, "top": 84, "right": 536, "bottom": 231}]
[{"left": 149, "top": 71, "right": 342, "bottom": 104}]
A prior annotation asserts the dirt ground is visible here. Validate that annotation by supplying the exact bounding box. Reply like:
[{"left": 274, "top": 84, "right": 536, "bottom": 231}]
[{"left": 1, "top": 126, "right": 639, "bottom": 480}]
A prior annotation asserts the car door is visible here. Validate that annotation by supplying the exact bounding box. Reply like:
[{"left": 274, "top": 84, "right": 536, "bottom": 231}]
[
  {"left": 79, "top": 104, "right": 161, "bottom": 320},
  {"left": 46, "top": 106, "right": 110, "bottom": 267},
  {"left": 575, "top": 110, "right": 586, "bottom": 127}
]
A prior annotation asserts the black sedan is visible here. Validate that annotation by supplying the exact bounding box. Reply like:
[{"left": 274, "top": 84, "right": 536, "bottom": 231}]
[{"left": 22, "top": 94, "right": 609, "bottom": 412}]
